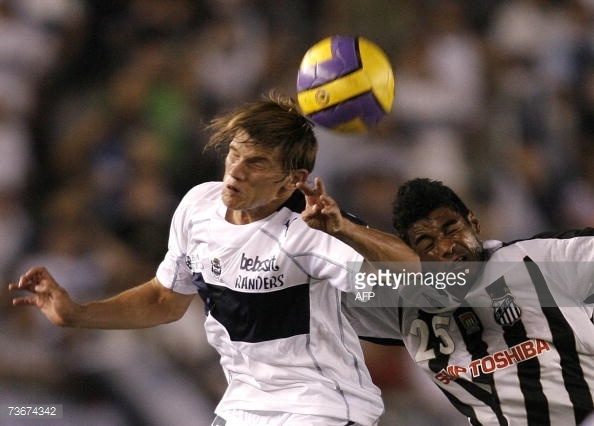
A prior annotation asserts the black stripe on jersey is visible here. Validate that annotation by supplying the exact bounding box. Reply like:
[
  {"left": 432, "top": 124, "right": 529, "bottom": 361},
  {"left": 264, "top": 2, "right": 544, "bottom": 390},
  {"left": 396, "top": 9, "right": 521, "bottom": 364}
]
[
  {"left": 454, "top": 306, "right": 489, "bottom": 378},
  {"left": 437, "top": 386, "right": 481, "bottom": 425},
  {"left": 524, "top": 256, "right": 594, "bottom": 424},
  {"left": 196, "top": 278, "right": 310, "bottom": 342},
  {"left": 495, "top": 274, "right": 550, "bottom": 426},
  {"left": 442, "top": 380, "right": 509, "bottom": 426},
  {"left": 452, "top": 306, "right": 508, "bottom": 425}
]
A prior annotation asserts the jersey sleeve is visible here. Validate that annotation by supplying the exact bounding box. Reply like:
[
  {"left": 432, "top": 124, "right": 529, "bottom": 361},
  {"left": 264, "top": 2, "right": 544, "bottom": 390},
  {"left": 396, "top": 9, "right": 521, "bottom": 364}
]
[
  {"left": 341, "top": 299, "right": 404, "bottom": 345},
  {"left": 531, "top": 227, "right": 594, "bottom": 239},
  {"left": 565, "top": 233, "right": 594, "bottom": 303},
  {"left": 156, "top": 190, "right": 196, "bottom": 295},
  {"left": 513, "top": 229, "right": 594, "bottom": 305},
  {"left": 293, "top": 223, "right": 364, "bottom": 292}
]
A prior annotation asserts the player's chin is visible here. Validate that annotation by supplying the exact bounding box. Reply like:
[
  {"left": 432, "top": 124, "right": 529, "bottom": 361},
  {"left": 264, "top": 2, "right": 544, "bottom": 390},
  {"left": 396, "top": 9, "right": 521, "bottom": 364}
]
[
  {"left": 221, "top": 194, "right": 247, "bottom": 212},
  {"left": 222, "top": 189, "right": 240, "bottom": 204}
]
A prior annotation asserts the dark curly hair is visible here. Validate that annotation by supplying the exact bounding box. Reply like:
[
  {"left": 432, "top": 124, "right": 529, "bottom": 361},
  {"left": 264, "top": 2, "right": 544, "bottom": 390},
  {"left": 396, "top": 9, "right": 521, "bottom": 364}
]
[{"left": 392, "top": 178, "right": 470, "bottom": 244}]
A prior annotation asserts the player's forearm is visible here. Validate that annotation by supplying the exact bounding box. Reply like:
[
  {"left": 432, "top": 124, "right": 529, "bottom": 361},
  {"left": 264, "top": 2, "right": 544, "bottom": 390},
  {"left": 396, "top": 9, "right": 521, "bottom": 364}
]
[
  {"left": 334, "top": 219, "right": 420, "bottom": 263},
  {"left": 62, "top": 279, "right": 189, "bottom": 329},
  {"left": 66, "top": 299, "right": 168, "bottom": 330}
]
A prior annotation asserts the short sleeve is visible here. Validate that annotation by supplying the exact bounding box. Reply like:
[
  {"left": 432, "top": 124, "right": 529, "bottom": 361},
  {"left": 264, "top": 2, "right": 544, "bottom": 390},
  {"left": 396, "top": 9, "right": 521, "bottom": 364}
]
[
  {"left": 342, "top": 300, "right": 403, "bottom": 345},
  {"left": 156, "top": 193, "right": 196, "bottom": 295}
]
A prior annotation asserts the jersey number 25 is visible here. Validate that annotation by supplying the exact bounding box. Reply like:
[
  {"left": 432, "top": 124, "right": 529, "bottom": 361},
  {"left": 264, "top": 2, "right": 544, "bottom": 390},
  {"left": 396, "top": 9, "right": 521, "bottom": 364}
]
[{"left": 410, "top": 316, "right": 455, "bottom": 362}]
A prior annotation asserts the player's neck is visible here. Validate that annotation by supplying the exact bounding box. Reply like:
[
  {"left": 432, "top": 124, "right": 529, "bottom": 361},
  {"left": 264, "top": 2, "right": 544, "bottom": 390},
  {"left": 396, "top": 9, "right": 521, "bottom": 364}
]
[{"left": 225, "top": 204, "right": 280, "bottom": 225}]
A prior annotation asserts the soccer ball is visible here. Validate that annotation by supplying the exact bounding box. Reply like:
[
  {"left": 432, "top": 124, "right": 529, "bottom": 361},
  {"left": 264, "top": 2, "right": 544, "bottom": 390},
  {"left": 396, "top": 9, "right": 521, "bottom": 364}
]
[{"left": 296, "top": 35, "right": 395, "bottom": 132}]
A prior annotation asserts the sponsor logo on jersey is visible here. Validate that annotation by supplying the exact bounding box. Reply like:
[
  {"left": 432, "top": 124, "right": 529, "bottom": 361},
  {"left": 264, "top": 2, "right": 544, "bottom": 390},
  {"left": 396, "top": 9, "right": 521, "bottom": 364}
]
[
  {"left": 234, "top": 274, "right": 285, "bottom": 290},
  {"left": 457, "top": 311, "right": 481, "bottom": 335},
  {"left": 234, "top": 253, "right": 285, "bottom": 290},
  {"left": 434, "top": 338, "right": 551, "bottom": 384},
  {"left": 240, "top": 253, "right": 280, "bottom": 272}
]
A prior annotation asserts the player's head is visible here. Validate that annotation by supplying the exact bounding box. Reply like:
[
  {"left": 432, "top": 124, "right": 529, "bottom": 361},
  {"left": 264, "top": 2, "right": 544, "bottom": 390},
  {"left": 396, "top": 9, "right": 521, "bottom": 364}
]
[
  {"left": 206, "top": 92, "right": 316, "bottom": 219},
  {"left": 205, "top": 91, "right": 317, "bottom": 174},
  {"left": 392, "top": 178, "right": 484, "bottom": 262},
  {"left": 393, "top": 178, "right": 484, "bottom": 312}
]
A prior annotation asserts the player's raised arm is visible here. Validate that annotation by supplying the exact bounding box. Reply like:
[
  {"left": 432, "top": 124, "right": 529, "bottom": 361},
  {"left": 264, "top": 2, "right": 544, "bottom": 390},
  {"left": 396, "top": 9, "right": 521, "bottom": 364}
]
[
  {"left": 297, "top": 177, "right": 419, "bottom": 263},
  {"left": 8, "top": 266, "right": 194, "bottom": 329}
]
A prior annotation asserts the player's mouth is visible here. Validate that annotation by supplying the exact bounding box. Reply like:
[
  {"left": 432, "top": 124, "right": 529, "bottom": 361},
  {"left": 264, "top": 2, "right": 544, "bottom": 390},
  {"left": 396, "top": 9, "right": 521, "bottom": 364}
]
[
  {"left": 452, "top": 244, "right": 480, "bottom": 262},
  {"left": 222, "top": 184, "right": 242, "bottom": 206},
  {"left": 441, "top": 258, "right": 466, "bottom": 272},
  {"left": 224, "top": 183, "right": 241, "bottom": 194},
  {"left": 444, "top": 251, "right": 475, "bottom": 273}
]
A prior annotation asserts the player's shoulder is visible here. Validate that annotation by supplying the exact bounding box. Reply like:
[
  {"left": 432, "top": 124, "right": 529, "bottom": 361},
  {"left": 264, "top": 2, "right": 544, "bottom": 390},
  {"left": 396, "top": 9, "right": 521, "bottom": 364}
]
[
  {"left": 179, "top": 181, "right": 222, "bottom": 205},
  {"left": 510, "top": 227, "right": 594, "bottom": 242},
  {"left": 493, "top": 227, "right": 594, "bottom": 261},
  {"left": 184, "top": 182, "right": 223, "bottom": 200},
  {"left": 172, "top": 181, "right": 222, "bottom": 223},
  {"left": 503, "top": 227, "right": 594, "bottom": 249}
]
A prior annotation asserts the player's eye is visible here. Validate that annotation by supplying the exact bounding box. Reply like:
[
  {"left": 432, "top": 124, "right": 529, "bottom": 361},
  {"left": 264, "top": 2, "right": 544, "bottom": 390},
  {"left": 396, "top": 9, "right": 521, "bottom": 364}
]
[
  {"left": 226, "top": 150, "right": 239, "bottom": 162},
  {"left": 445, "top": 227, "right": 458, "bottom": 235},
  {"left": 245, "top": 159, "right": 269, "bottom": 170},
  {"left": 417, "top": 239, "right": 434, "bottom": 254},
  {"left": 445, "top": 222, "right": 463, "bottom": 235}
]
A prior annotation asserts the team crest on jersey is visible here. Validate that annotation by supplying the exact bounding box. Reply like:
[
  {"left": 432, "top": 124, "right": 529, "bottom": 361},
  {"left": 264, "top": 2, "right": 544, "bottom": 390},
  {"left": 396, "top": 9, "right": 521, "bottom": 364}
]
[
  {"left": 211, "top": 258, "right": 222, "bottom": 278},
  {"left": 486, "top": 276, "right": 522, "bottom": 327},
  {"left": 491, "top": 294, "right": 522, "bottom": 327}
]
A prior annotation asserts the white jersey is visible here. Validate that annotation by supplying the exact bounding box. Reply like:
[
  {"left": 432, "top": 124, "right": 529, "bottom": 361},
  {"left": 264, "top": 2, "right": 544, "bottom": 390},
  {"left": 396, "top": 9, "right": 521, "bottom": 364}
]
[
  {"left": 344, "top": 229, "right": 594, "bottom": 426},
  {"left": 156, "top": 182, "right": 383, "bottom": 425}
]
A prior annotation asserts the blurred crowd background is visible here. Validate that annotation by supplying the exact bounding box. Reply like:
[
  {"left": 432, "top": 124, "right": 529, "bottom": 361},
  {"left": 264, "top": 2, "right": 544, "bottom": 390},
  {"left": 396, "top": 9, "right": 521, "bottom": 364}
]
[{"left": 0, "top": 0, "right": 593, "bottom": 425}]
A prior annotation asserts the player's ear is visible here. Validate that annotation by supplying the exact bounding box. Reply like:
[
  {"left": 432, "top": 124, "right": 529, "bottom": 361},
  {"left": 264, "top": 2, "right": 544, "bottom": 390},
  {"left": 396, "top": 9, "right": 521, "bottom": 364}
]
[{"left": 467, "top": 211, "right": 480, "bottom": 235}]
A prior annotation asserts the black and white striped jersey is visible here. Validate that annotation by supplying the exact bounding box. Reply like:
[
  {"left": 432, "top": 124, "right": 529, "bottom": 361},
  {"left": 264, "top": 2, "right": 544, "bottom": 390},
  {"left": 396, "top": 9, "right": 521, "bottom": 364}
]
[
  {"left": 344, "top": 229, "right": 594, "bottom": 425},
  {"left": 156, "top": 182, "right": 384, "bottom": 425}
]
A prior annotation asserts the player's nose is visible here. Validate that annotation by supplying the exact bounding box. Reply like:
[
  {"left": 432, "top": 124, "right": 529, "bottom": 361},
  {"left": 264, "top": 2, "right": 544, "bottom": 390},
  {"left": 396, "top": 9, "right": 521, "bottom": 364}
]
[
  {"left": 435, "top": 238, "right": 457, "bottom": 261},
  {"left": 227, "top": 159, "right": 247, "bottom": 180}
]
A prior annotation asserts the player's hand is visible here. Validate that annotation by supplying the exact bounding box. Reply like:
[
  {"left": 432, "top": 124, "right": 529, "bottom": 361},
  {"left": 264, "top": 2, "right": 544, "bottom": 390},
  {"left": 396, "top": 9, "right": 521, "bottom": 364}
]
[
  {"left": 297, "top": 177, "right": 343, "bottom": 235},
  {"left": 8, "top": 266, "right": 77, "bottom": 326}
]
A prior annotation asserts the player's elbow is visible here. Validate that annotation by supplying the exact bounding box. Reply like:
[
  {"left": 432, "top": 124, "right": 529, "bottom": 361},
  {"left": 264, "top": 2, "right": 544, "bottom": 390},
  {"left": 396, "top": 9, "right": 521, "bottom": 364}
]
[
  {"left": 160, "top": 302, "right": 188, "bottom": 324},
  {"left": 152, "top": 285, "right": 193, "bottom": 324}
]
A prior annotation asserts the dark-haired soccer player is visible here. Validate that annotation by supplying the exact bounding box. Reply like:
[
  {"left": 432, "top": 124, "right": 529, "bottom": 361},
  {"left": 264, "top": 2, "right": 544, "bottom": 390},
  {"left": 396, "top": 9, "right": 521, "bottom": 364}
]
[{"left": 300, "top": 177, "right": 594, "bottom": 426}]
